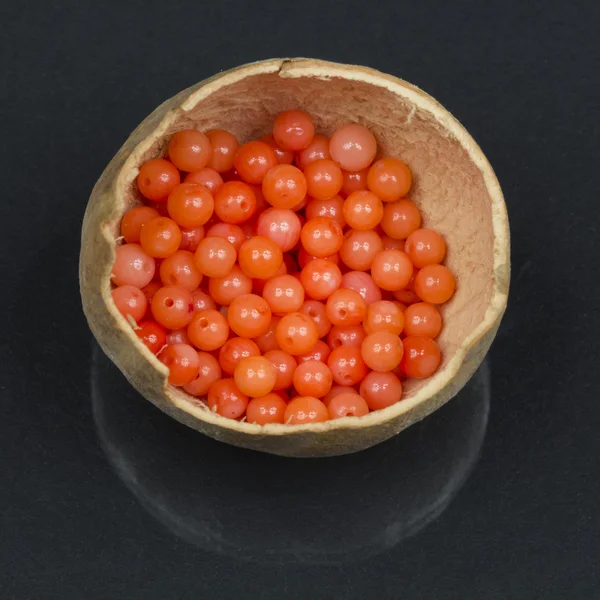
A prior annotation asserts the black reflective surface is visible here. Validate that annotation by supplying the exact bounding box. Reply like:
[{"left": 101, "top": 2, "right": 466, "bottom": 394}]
[{"left": 2, "top": 0, "right": 600, "bottom": 598}]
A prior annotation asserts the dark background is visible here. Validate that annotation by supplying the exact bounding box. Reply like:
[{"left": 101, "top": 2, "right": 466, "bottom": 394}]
[{"left": 1, "top": 0, "right": 599, "bottom": 598}]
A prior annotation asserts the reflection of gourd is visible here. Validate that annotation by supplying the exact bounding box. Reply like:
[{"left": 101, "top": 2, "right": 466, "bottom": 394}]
[{"left": 92, "top": 345, "right": 489, "bottom": 564}]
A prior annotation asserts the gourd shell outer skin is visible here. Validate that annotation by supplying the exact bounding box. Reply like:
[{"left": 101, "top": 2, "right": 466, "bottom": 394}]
[{"left": 80, "top": 58, "right": 510, "bottom": 458}]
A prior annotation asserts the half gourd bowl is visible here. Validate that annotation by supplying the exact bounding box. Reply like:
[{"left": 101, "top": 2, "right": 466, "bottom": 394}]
[{"left": 79, "top": 58, "right": 510, "bottom": 457}]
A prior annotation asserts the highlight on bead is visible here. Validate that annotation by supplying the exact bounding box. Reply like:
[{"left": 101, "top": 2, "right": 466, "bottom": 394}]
[{"left": 112, "top": 110, "right": 456, "bottom": 425}]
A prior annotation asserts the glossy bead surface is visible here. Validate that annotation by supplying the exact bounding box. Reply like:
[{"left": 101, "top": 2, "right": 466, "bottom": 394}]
[
  {"left": 414, "top": 265, "right": 456, "bottom": 304},
  {"left": 275, "top": 312, "right": 319, "bottom": 356},
  {"left": 184, "top": 167, "right": 224, "bottom": 194},
  {"left": 262, "top": 164, "right": 307, "bottom": 210},
  {"left": 401, "top": 336, "right": 441, "bottom": 378},
  {"left": 339, "top": 230, "right": 383, "bottom": 271},
  {"left": 284, "top": 396, "right": 329, "bottom": 424},
  {"left": 135, "top": 320, "right": 167, "bottom": 354},
  {"left": 298, "top": 300, "right": 331, "bottom": 338},
  {"left": 256, "top": 208, "right": 302, "bottom": 252},
  {"left": 327, "top": 392, "right": 369, "bottom": 419},
  {"left": 303, "top": 159, "right": 343, "bottom": 201},
  {"left": 264, "top": 349, "right": 297, "bottom": 390},
  {"left": 191, "top": 288, "right": 216, "bottom": 312},
  {"left": 370, "top": 249, "right": 414, "bottom": 291},
  {"left": 205, "top": 223, "right": 245, "bottom": 251},
  {"left": 179, "top": 226, "right": 206, "bottom": 253},
  {"left": 404, "top": 302, "right": 443, "bottom": 338},
  {"left": 140, "top": 217, "right": 182, "bottom": 258},
  {"left": 234, "top": 356, "right": 278, "bottom": 397},
  {"left": 219, "top": 337, "right": 261, "bottom": 375},
  {"left": 361, "top": 332, "right": 404, "bottom": 372},
  {"left": 327, "top": 324, "right": 366, "bottom": 349},
  {"left": 208, "top": 265, "right": 252, "bottom": 306},
  {"left": 405, "top": 228, "right": 447, "bottom": 268},
  {"left": 206, "top": 129, "right": 239, "bottom": 173},
  {"left": 207, "top": 379, "right": 249, "bottom": 419},
  {"left": 301, "top": 217, "right": 344, "bottom": 258},
  {"left": 296, "top": 339, "right": 331, "bottom": 365},
  {"left": 121, "top": 206, "right": 160, "bottom": 243},
  {"left": 168, "top": 129, "right": 212, "bottom": 172},
  {"left": 252, "top": 315, "right": 281, "bottom": 354},
  {"left": 159, "top": 250, "right": 202, "bottom": 290},
  {"left": 112, "top": 285, "right": 147, "bottom": 323},
  {"left": 293, "top": 360, "right": 333, "bottom": 398},
  {"left": 167, "top": 183, "right": 214, "bottom": 229},
  {"left": 234, "top": 140, "right": 278, "bottom": 184},
  {"left": 187, "top": 309, "right": 229, "bottom": 351},
  {"left": 194, "top": 237, "right": 237, "bottom": 278},
  {"left": 238, "top": 236, "right": 283, "bottom": 280},
  {"left": 300, "top": 258, "right": 342, "bottom": 301},
  {"left": 380, "top": 199, "right": 422, "bottom": 239},
  {"left": 273, "top": 110, "right": 315, "bottom": 151},
  {"left": 112, "top": 243, "right": 155, "bottom": 288},
  {"left": 340, "top": 168, "right": 368, "bottom": 197},
  {"left": 363, "top": 300, "right": 405, "bottom": 335},
  {"left": 137, "top": 158, "right": 180, "bottom": 201},
  {"left": 227, "top": 293, "right": 272, "bottom": 338},
  {"left": 329, "top": 124, "right": 377, "bottom": 171},
  {"left": 261, "top": 133, "right": 294, "bottom": 164},
  {"left": 325, "top": 288, "right": 367, "bottom": 326},
  {"left": 262, "top": 274, "right": 305, "bottom": 314},
  {"left": 182, "top": 352, "right": 222, "bottom": 397},
  {"left": 246, "top": 394, "right": 287, "bottom": 425},
  {"left": 367, "top": 158, "right": 412, "bottom": 202},
  {"left": 158, "top": 343, "right": 200, "bottom": 386},
  {"left": 343, "top": 191, "right": 384, "bottom": 230},
  {"left": 359, "top": 371, "right": 403, "bottom": 410},
  {"left": 296, "top": 134, "right": 331, "bottom": 169},
  {"left": 327, "top": 345, "right": 367, "bottom": 386},
  {"left": 340, "top": 271, "right": 382, "bottom": 305},
  {"left": 305, "top": 195, "right": 346, "bottom": 229},
  {"left": 151, "top": 285, "right": 194, "bottom": 329},
  {"left": 214, "top": 181, "right": 256, "bottom": 224}
]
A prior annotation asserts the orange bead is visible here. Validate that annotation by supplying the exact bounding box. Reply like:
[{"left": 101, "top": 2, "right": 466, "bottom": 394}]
[
  {"left": 327, "top": 324, "right": 366, "bottom": 350},
  {"left": 367, "top": 158, "right": 412, "bottom": 202},
  {"left": 340, "top": 168, "right": 369, "bottom": 197},
  {"left": 233, "top": 355, "right": 277, "bottom": 398},
  {"left": 264, "top": 349, "right": 297, "bottom": 390},
  {"left": 206, "top": 129, "right": 239, "bottom": 173},
  {"left": 252, "top": 315, "right": 281, "bottom": 353},
  {"left": 166, "top": 183, "right": 214, "bottom": 229},
  {"left": 305, "top": 195, "right": 346, "bottom": 229},
  {"left": 298, "top": 300, "right": 332, "bottom": 338},
  {"left": 238, "top": 236, "right": 283, "bottom": 279},
  {"left": 193, "top": 236, "right": 237, "bottom": 278},
  {"left": 404, "top": 302, "right": 442, "bottom": 338},
  {"left": 301, "top": 217, "right": 343, "bottom": 257},
  {"left": 363, "top": 300, "right": 405, "bottom": 335},
  {"left": 414, "top": 265, "right": 456, "bottom": 304},
  {"left": 168, "top": 129, "right": 212, "bottom": 172},
  {"left": 214, "top": 181, "right": 257, "bottom": 224},
  {"left": 327, "top": 345, "right": 367, "bottom": 386},
  {"left": 260, "top": 133, "right": 295, "bottom": 164},
  {"left": 121, "top": 206, "right": 160, "bottom": 243},
  {"left": 359, "top": 371, "right": 403, "bottom": 410},
  {"left": 303, "top": 159, "right": 343, "bottom": 201},
  {"left": 296, "top": 134, "right": 331, "bottom": 169},
  {"left": 159, "top": 250, "right": 202, "bottom": 291},
  {"left": 137, "top": 158, "right": 180, "bottom": 201},
  {"left": 135, "top": 320, "right": 167, "bottom": 354},
  {"left": 246, "top": 393, "right": 287, "bottom": 425},
  {"left": 273, "top": 110, "right": 315, "bottom": 151},
  {"left": 262, "top": 274, "right": 305, "bottom": 314},
  {"left": 205, "top": 223, "right": 245, "bottom": 251},
  {"left": 207, "top": 379, "right": 249, "bottom": 419},
  {"left": 361, "top": 331, "right": 404, "bottom": 372},
  {"left": 191, "top": 288, "right": 216, "bottom": 312},
  {"left": 284, "top": 396, "right": 329, "bottom": 424},
  {"left": 380, "top": 199, "right": 422, "bottom": 240},
  {"left": 370, "top": 249, "right": 414, "bottom": 291},
  {"left": 187, "top": 309, "right": 229, "bottom": 351},
  {"left": 140, "top": 217, "right": 182, "bottom": 258},
  {"left": 275, "top": 312, "right": 319, "bottom": 356},
  {"left": 158, "top": 343, "right": 200, "bottom": 386},
  {"left": 228, "top": 293, "right": 272, "bottom": 338},
  {"left": 234, "top": 140, "right": 278, "bottom": 184},
  {"left": 405, "top": 228, "right": 447, "bottom": 268},
  {"left": 401, "top": 336, "right": 441, "bottom": 378},
  {"left": 329, "top": 124, "right": 377, "bottom": 171},
  {"left": 262, "top": 164, "right": 307, "bottom": 210},
  {"left": 151, "top": 285, "right": 194, "bottom": 329},
  {"left": 342, "top": 190, "right": 384, "bottom": 230},
  {"left": 179, "top": 226, "right": 206, "bottom": 252},
  {"left": 327, "top": 392, "right": 369, "bottom": 419},
  {"left": 325, "top": 288, "right": 367, "bottom": 326},
  {"left": 322, "top": 385, "right": 356, "bottom": 407},
  {"left": 184, "top": 168, "right": 224, "bottom": 194},
  {"left": 339, "top": 229, "right": 383, "bottom": 271},
  {"left": 219, "top": 337, "right": 261, "bottom": 375},
  {"left": 112, "top": 285, "right": 147, "bottom": 323},
  {"left": 112, "top": 243, "right": 155, "bottom": 288},
  {"left": 296, "top": 339, "right": 331, "bottom": 364},
  {"left": 208, "top": 265, "right": 252, "bottom": 306},
  {"left": 292, "top": 360, "right": 333, "bottom": 398},
  {"left": 300, "top": 258, "right": 342, "bottom": 301},
  {"left": 183, "top": 352, "right": 222, "bottom": 397}
]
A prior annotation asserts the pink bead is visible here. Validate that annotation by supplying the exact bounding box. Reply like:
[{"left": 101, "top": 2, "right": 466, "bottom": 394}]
[
  {"left": 112, "top": 243, "right": 155, "bottom": 288},
  {"left": 305, "top": 195, "right": 346, "bottom": 229},
  {"left": 341, "top": 271, "right": 382, "bottom": 304},
  {"left": 191, "top": 289, "right": 216, "bottom": 312},
  {"left": 329, "top": 124, "right": 377, "bottom": 171},
  {"left": 256, "top": 208, "right": 302, "bottom": 252}
]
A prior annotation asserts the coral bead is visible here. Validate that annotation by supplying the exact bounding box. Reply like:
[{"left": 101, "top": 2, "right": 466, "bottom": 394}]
[
  {"left": 343, "top": 191, "right": 384, "bottom": 230},
  {"left": 112, "top": 285, "right": 147, "bottom": 323},
  {"left": 183, "top": 352, "right": 222, "bottom": 397},
  {"left": 284, "top": 396, "right": 329, "bottom": 424},
  {"left": 401, "top": 336, "right": 441, "bottom": 378},
  {"left": 187, "top": 309, "right": 229, "bottom": 351},
  {"left": 191, "top": 288, "right": 216, "bottom": 312},
  {"left": 367, "top": 158, "right": 412, "bottom": 202},
  {"left": 193, "top": 236, "right": 237, "bottom": 278},
  {"left": 234, "top": 356, "right": 278, "bottom": 397},
  {"left": 179, "top": 227, "right": 206, "bottom": 253},
  {"left": 322, "top": 386, "right": 357, "bottom": 407},
  {"left": 370, "top": 249, "right": 414, "bottom": 291},
  {"left": 340, "top": 168, "right": 369, "bottom": 197},
  {"left": 296, "top": 134, "right": 331, "bottom": 169},
  {"left": 363, "top": 300, "right": 405, "bottom": 335},
  {"left": 219, "top": 337, "right": 261, "bottom": 375},
  {"left": 273, "top": 110, "right": 315, "bottom": 151},
  {"left": 159, "top": 250, "right": 203, "bottom": 291},
  {"left": 205, "top": 223, "right": 245, "bottom": 251},
  {"left": 305, "top": 195, "right": 346, "bottom": 229},
  {"left": 405, "top": 228, "right": 447, "bottom": 268},
  {"left": 112, "top": 243, "right": 155, "bottom": 288},
  {"left": 135, "top": 320, "right": 167, "bottom": 354},
  {"left": 361, "top": 332, "right": 404, "bottom": 372},
  {"left": 264, "top": 349, "right": 297, "bottom": 390},
  {"left": 301, "top": 217, "right": 344, "bottom": 258},
  {"left": 238, "top": 236, "right": 283, "bottom": 280},
  {"left": 359, "top": 371, "right": 403, "bottom": 410},
  {"left": 339, "top": 230, "right": 383, "bottom": 271},
  {"left": 256, "top": 208, "right": 302, "bottom": 251},
  {"left": 327, "top": 324, "right": 366, "bottom": 349},
  {"left": 140, "top": 217, "right": 182, "bottom": 258},
  {"left": 137, "top": 158, "right": 180, "bottom": 201},
  {"left": 206, "top": 129, "right": 239, "bottom": 173},
  {"left": 275, "top": 312, "right": 319, "bottom": 356},
  {"left": 121, "top": 206, "right": 160, "bottom": 243},
  {"left": 252, "top": 315, "right": 281, "bottom": 353},
  {"left": 327, "top": 345, "right": 367, "bottom": 386},
  {"left": 151, "top": 285, "right": 194, "bottom": 329},
  {"left": 207, "top": 379, "right": 249, "bottom": 419},
  {"left": 262, "top": 164, "right": 307, "bottom": 210},
  {"left": 330, "top": 124, "right": 377, "bottom": 171},
  {"left": 158, "top": 343, "right": 200, "bottom": 386},
  {"left": 214, "top": 181, "right": 257, "bottom": 224},
  {"left": 261, "top": 134, "right": 294, "bottom": 165},
  {"left": 228, "top": 293, "right": 272, "bottom": 338},
  {"left": 404, "top": 302, "right": 443, "bottom": 338},
  {"left": 340, "top": 271, "right": 382, "bottom": 304},
  {"left": 300, "top": 258, "right": 342, "bottom": 301},
  {"left": 184, "top": 167, "right": 224, "bottom": 194},
  {"left": 296, "top": 339, "right": 331, "bottom": 364},
  {"left": 246, "top": 394, "right": 287, "bottom": 425},
  {"left": 168, "top": 129, "right": 212, "bottom": 172},
  {"left": 208, "top": 265, "right": 252, "bottom": 306},
  {"left": 298, "top": 300, "right": 332, "bottom": 338},
  {"left": 262, "top": 274, "right": 305, "bottom": 314},
  {"left": 325, "top": 288, "right": 367, "bottom": 326},
  {"left": 234, "top": 140, "right": 278, "bottom": 184},
  {"left": 327, "top": 392, "right": 369, "bottom": 419},
  {"left": 414, "top": 265, "right": 456, "bottom": 304},
  {"left": 303, "top": 159, "right": 343, "bottom": 201},
  {"left": 380, "top": 199, "right": 421, "bottom": 240},
  {"left": 293, "top": 360, "right": 333, "bottom": 398},
  {"left": 167, "top": 183, "right": 214, "bottom": 229}
]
